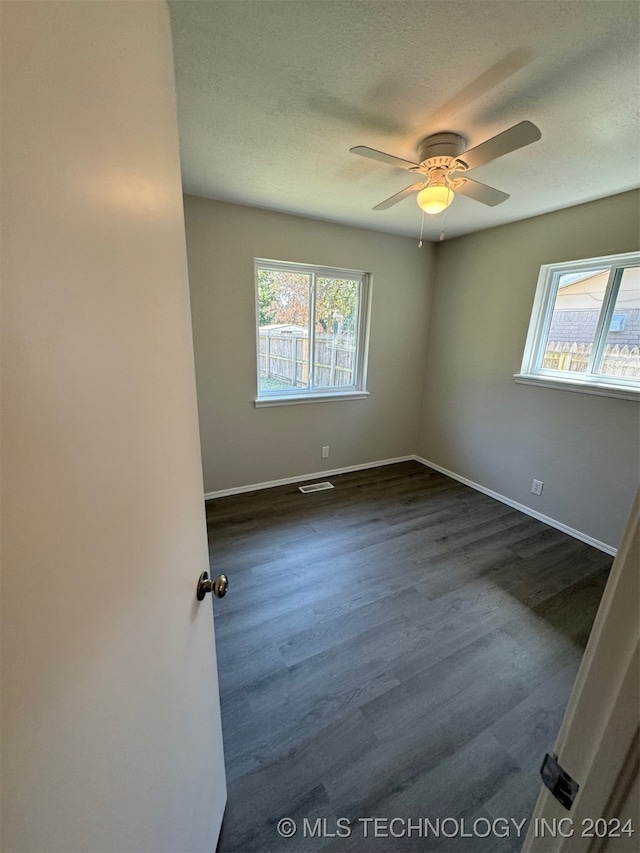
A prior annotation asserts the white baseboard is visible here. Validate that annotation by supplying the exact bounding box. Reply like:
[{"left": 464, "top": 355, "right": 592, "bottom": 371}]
[
  {"left": 203, "top": 456, "right": 414, "bottom": 501},
  {"left": 413, "top": 456, "right": 617, "bottom": 556},
  {"left": 203, "top": 454, "right": 617, "bottom": 556}
]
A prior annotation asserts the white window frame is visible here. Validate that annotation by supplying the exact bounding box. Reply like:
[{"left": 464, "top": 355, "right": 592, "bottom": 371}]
[
  {"left": 254, "top": 259, "right": 371, "bottom": 407},
  {"left": 515, "top": 251, "right": 640, "bottom": 401}
]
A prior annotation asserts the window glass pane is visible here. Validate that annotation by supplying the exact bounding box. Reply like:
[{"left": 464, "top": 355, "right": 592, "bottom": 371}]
[
  {"left": 541, "top": 268, "right": 608, "bottom": 373},
  {"left": 257, "top": 269, "right": 310, "bottom": 393},
  {"left": 599, "top": 267, "right": 640, "bottom": 379},
  {"left": 313, "top": 277, "right": 360, "bottom": 388}
]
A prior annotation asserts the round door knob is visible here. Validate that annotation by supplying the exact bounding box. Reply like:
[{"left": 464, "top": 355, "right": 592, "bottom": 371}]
[{"left": 197, "top": 571, "right": 228, "bottom": 601}]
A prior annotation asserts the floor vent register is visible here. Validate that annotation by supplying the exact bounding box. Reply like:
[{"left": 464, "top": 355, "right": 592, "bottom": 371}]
[{"left": 298, "top": 482, "right": 334, "bottom": 494}]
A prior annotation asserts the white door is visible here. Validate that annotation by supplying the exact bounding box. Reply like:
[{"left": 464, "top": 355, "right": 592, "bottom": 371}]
[{"left": 0, "top": 2, "right": 226, "bottom": 851}]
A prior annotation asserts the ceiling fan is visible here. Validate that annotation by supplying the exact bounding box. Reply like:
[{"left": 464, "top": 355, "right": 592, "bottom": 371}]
[{"left": 350, "top": 121, "right": 541, "bottom": 215}]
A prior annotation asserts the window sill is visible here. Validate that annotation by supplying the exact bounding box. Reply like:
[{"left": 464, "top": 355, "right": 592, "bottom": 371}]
[
  {"left": 514, "top": 373, "right": 640, "bottom": 402},
  {"left": 255, "top": 391, "right": 370, "bottom": 408}
]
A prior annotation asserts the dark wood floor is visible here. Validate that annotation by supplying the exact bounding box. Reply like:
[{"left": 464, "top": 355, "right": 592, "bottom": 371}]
[{"left": 207, "top": 461, "right": 611, "bottom": 853}]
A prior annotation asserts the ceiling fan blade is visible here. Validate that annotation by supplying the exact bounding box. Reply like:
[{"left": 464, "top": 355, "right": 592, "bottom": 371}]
[
  {"left": 458, "top": 121, "right": 541, "bottom": 170},
  {"left": 373, "top": 182, "right": 423, "bottom": 210},
  {"left": 453, "top": 176, "right": 510, "bottom": 206},
  {"left": 350, "top": 145, "right": 420, "bottom": 171}
]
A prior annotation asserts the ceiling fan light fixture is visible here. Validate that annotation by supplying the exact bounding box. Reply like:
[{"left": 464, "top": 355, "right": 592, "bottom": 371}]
[{"left": 417, "top": 184, "right": 454, "bottom": 215}]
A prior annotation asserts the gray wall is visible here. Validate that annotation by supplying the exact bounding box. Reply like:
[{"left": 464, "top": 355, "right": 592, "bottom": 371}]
[
  {"left": 184, "top": 196, "right": 435, "bottom": 493},
  {"left": 416, "top": 190, "right": 640, "bottom": 550},
  {"left": 185, "top": 191, "right": 638, "bottom": 548}
]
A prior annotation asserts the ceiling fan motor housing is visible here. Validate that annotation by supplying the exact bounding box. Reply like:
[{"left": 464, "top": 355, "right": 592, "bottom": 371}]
[{"left": 417, "top": 132, "right": 466, "bottom": 165}]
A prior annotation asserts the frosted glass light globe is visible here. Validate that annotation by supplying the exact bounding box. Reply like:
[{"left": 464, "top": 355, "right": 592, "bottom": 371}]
[{"left": 417, "top": 185, "right": 454, "bottom": 214}]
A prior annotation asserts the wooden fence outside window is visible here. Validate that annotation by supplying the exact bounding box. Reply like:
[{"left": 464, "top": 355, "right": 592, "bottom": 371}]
[
  {"left": 543, "top": 341, "right": 640, "bottom": 377},
  {"left": 259, "top": 331, "right": 356, "bottom": 388}
]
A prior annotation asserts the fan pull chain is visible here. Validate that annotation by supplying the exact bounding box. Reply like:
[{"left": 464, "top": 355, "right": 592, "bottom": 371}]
[
  {"left": 439, "top": 201, "right": 451, "bottom": 241},
  {"left": 418, "top": 210, "right": 426, "bottom": 247}
]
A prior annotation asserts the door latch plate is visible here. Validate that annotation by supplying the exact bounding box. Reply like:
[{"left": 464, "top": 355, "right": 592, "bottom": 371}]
[{"left": 540, "top": 753, "right": 579, "bottom": 810}]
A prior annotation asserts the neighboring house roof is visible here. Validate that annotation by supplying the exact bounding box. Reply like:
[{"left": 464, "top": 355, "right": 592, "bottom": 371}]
[
  {"left": 259, "top": 324, "right": 308, "bottom": 334},
  {"left": 556, "top": 267, "right": 640, "bottom": 311}
]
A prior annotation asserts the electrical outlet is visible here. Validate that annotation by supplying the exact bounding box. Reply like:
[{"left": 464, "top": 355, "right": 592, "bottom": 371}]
[
  {"left": 321, "top": 446, "right": 330, "bottom": 459},
  {"left": 531, "top": 479, "right": 544, "bottom": 496}
]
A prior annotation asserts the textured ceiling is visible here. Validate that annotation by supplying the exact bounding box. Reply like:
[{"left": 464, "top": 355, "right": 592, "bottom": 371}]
[{"left": 169, "top": 1, "right": 640, "bottom": 241}]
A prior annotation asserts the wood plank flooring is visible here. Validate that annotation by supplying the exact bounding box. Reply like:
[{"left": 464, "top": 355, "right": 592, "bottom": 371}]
[{"left": 207, "top": 462, "right": 611, "bottom": 853}]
